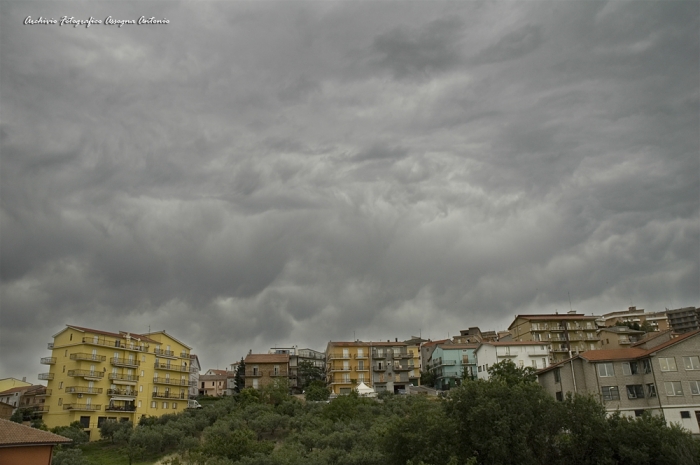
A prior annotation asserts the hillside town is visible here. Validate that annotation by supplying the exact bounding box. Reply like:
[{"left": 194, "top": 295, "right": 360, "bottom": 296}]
[{"left": 2, "top": 305, "right": 699, "bottom": 443}]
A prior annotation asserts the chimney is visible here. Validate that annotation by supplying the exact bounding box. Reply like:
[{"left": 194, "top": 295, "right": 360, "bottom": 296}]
[
  {"left": 22, "top": 377, "right": 26, "bottom": 382},
  {"left": 395, "top": 338, "right": 398, "bottom": 342}
]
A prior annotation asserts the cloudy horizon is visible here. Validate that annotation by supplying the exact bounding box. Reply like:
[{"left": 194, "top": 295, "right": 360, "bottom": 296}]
[{"left": 1, "top": 1, "right": 698, "bottom": 379}]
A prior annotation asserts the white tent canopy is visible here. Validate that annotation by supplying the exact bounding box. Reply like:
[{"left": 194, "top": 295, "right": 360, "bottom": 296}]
[{"left": 354, "top": 382, "right": 377, "bottom": 397}]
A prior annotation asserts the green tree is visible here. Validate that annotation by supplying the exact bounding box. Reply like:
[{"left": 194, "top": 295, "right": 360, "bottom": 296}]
[
  {"left": 487, "top": 359, "right": 537, "bottom": 385},
  {"left": 419, "top": 370, "right": 436, "bottom": 387},
  {"left": 234, "top": 357, "right": 246, "bottom": 393},
  {"left": 305, "top": 380, "right": 330, "bottom": 401},
  {"left": 52, "top": 448, "right": 94, "bottom": 465},
  {"left": 297, "top": 360, "right": 326, "bottom": 389}
]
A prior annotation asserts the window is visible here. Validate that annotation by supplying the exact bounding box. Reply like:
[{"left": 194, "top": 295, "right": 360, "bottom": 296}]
[
  {"left": 689, "top": 381, "right": 700, "bottom": 395},
  {"left": 58, "top": 398, "right": 63, "bottom": 406},
  {"left": 683, "top": 356, "right": 700, "bottom": 370},
  {"left": 664, "top": 381, "right": 683, "bottom": 396},
  {"left": 626, "top": 385, "right": 644, "bottom": 399},
  {"left": 151, "top": 401, "right": 156, "bottom": 408},
  {"left": 138, "top": 400, "right": 142, "bottom": 407},
  {"left": 659, "top": 358, "right": 677, "bottom": 372},
  {"left": 634, "top": 410, "right": 645, "bottom": 417},
  {"left": 555, "top": 392, "right": 563, "bottom": 402},
  {"left": 680, "top": 411, "right": 691, "bottom": 419},
  {"left": 97, "top": 417, "right": 107, "bottom": 427},
  {"left": 59, "top": 381, "right": 63, "bottom": 389},
  {"left": 162, "top": 402, "right": 168, "bottom": 409},
  {"left": 642, "top": 359, "right": 652, "bottom": 374},
  {"left": 139, "top": 385, "right": 143, "bottom": 392},
  {"left": 79, "top": 416, "right": 90, "bottom": 428},
  {"left": 172, "top": 403, "right": 177, "bottom": 409},
  {"left": 601, "top": 386, "right": 620, "bottom": 401},
  {"left": 647, "top": 383, "right": 657, "bottom": 398},
  {"left": 597, "top": 363, "right": 614, "bottom": 377},
  {"left": 622, "top": 362, "right": 638, "bottom": 375}
]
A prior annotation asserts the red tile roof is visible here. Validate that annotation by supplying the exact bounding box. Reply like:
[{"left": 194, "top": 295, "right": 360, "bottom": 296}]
[
  {"left": 0, "top": 386, "right": 35, "bottom": 396},
  {"left": 0, "top": 418, "right": 73, "bottom": 446},
  {"left": 66, "top": 325, "right": 158, "bottom": 343}
]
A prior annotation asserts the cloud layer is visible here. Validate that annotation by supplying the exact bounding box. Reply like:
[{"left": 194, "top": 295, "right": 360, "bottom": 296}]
[{"left": 1, "top": 1, "right": 698, "bottom": 378}]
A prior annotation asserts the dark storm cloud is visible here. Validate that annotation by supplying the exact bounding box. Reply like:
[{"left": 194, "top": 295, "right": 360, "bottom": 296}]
[{"left": 0, "top": 1, "right": 697, "bottom": 378}]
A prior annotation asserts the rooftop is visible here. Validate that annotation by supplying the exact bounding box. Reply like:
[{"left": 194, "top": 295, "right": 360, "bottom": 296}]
[{"left": 0, "top": 418, "right": 73, "bottom": 447}]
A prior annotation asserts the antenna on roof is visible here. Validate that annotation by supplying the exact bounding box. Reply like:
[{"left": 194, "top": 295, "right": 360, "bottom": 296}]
[{"left": 568, "top": 292, "right": 572, "bottom": 312}]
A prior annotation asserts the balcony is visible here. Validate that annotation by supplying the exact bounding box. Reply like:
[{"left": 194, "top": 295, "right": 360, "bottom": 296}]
[
  {"left": 393, "top": 364, "right": 413, "bottom": 371},
  {"left": 153, "top": 363, "right": 188, "bottom": 372},
  {"left": 152, "top": 391, "right": 186, "bottom": 400},
  {"left": 180, "top": 352, "right": 190, "bottom": 358},
  {"left": 354, "top": 366, "right": 369, "bottom": 371},
  {"left": 393, "top": 350, "right": 412, "bottom": 359},
  {"left": 330, "top": 367, "right": 351, "bottom": 372},
  {"left": 550, "top": 325, "right": 565, "bottom": 331},
  {"left": 67, "top": 370, "right": 104, "bottom": 380},
  {"left": 108, "top": 373, "right": 139, "bottom": 383},
  {"left": 328, "top": 353, "right": 352, "bottom": 360},
  {"left": 37, "top": 389, "right": 52, "bottom": 396},
  {"left": 111, "top": 357, "right": 140, "bottom": 368},
  {"left": 107, "top": 388, "right": 136, "bottom": 397},
  {"left": 106, "top": 403, "right": 136, "bottom": 412},
  {"left": 551, "top": 347, "right": 571, "bottom": 353},
  {"left": 154, "top": 349, "right": 176, "bottom": 358},
  {"left": 189, "top": 367, "right": 199, "bottom": 374},
  {"left": 373, "top": 365, "right": 387, "bottom": 372},
  {"left": 153, "top": 377, "right": 189, "bottom": 386},
  {"left": 247, "top": 371, "right": 262, "bottom": 377},
  {"left": 82, "top": 337, "right": 145, "bottom": 352},
  {"left": 40, "top": 357, "right": 56, "bottom": 365},
  {"left": 354, "top": 353, "right": 368, "bottom": 359},
  {"left": 38, "top": 373, "right": 54, "bottom": 381},
  {"left": 63, "top": 404, "right": 101, "bottom": 411},
  {"left": 70, "top": 353, "right": 107, "bottom": 362},
  {"left": 330, "top": 379, "right": 355, "bottom": 385},
  {"left": 371, "top": 351, "right": 386, "bottom": 359},
  {"left": 35, "top": 406, "right": 50, "bottom": 413},
  {"left": 66, "top": 386, "right": 103, "bottom": 395},
  {"left": 47, "top": 343, "right": 54, "bottom": 350},
  {"left": 269, "top": 371, "right": 287, "bottom": 377}
]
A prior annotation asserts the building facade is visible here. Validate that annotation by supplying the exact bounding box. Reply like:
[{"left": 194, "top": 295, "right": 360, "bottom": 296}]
[
  {"left": 667, "top": 307, "right": 699, "bottom": 334},
  {"left": 475, "top": 341, "right": 551, "bottom": 380},
  {"left": 244, "top": 354, "right": 290, "bottom": 390},
  {"left": 428, "top": 344, "right": 478, "bottom": 390},
  {"left": 198, "top": 370, "right": 227, "bottom": 397},
  {"left": 598, "top": 326, "right": 646, "bottom": 350},
  {"left": 39, "top": 325, "right": 193, "bottom": 440},
  {"left": 537, "top": 330, "right": 700, "bottom": 434},
  {"left": 508, "top": 313, "right": 600, "bottom": 363},
  {"left": 189, "top": 355, "right": 201, "bottom": 399}
]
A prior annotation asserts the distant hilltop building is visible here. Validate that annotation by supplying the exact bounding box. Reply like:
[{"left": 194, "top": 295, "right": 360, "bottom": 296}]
[
  {"left": 38, "top": 325, "right": 194, "bottom": 441},
  {"left": 601, "top": 306, "right": 670, "bottom": 332},
  {"left": 666, "top": 307, "right": 700, "bottom": 334}
]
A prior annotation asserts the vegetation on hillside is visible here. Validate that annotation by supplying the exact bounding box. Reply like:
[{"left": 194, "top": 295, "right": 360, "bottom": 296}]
[{"left": 52, "top": 362, "right": 700, "bottom": 465}]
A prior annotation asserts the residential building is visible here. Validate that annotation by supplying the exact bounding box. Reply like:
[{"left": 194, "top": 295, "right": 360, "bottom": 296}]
[
  {"left": 199, "top": 370, "right": 227, "bottom": 397},
  {"left": 0, "top": 378, "right": 32, "bottom": 393},
  {"left": 0, "top": 385, "right": 38, "bottom": 411},
  {"left": 452, "top": 327, "right": 499, "bottom": 344},
  {"left": 268, "top": 347, "right": 326, "bottom": 393},
  {"left": 39, "top": 325, "right": 193, "bottom": 440},
  {"left": 598, "top": 326, "right": 646, "bottom": 349},
  {"left": 326, "top": 342, "right": 369, "bottom": 395},
  {"left": 508, "top": 313, "right": 600, "bottom": 363},
  {"left": 602, "top": 306, "right": 670, "bottom": 332},
  {"left": 244, "top": 353, "right": 290, "bottom": 390},
  {"left": 0, "top": 418, "right": 72, "bottom": 464},
  {"left": 19, "top": 385, "right": 48, "bottom": 417},
  {"left": 475, "top": 341, "right": 551, "bottom": 380},
  {"left": 188, "top": 355, "right": 201, "bottom": 399},
  {"left": 403, "top": 337, "right": 427, "bottom": 386},
  {"left": 537, "top": 330, "right": 700, "bottom": 434},
  {"left": 428, "top": 343, "right": 478, "bottom": 390},
  {"left": 419, "top": 339, "right": 451, "bottom": 377},
  {"left": 667, "top": 307, "right": 699, "bottom": 334},
  {"left": 0, "top": 403, "right": 13, "bottom": 420}
]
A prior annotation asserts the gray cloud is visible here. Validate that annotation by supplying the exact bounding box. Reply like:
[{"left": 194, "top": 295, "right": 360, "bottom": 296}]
[{"left": 0, "top": 1, "right": 697, "bottom": 379}]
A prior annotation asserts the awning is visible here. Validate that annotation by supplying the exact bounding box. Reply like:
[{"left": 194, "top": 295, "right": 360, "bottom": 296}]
[{"left": 110, "top": 397, "right": 135, "bottom": 402}]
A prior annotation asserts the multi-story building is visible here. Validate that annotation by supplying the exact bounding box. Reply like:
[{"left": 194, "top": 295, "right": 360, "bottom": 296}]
[
  {"left": 598, "top": 326, "right": 646, "bottom": 349},
  {"left": 537, "top": 330, "right": 700, "bottom": 434},
  {"left": 244, "top": 354, "right": 290, "bottom": 390},
  {"left": 419, "top": 339, "right": 451, "bottom": 378},
  {"left": 403, "top": 337, "right": 426, "bottom": 386},
  {"left": 38, "top": 325, "right": 193, "bottom": 440},
  {"left": 508, "top": 313, "right": 600, "bottom": 363},
  {"left": 0, "top": 385, "right": 39, "bottom": 412},
  {"left": 0, "top": 378, "right": 32, "bottom": 393},
  {"left": 602, "top": 306, "right": 670, "bottom": 332},
  {"left": 198, "top": 369, "right": 227, "bottom": 397},
  {"left": 666, "top": 307, "right": 699, "bottom": 334},
  {"left": 268, "top": 347, "right": 326, "bottom": 393},
  {"left": 20, "top": 385, "right": 48, "bottom": 417},
  {"left": 428, "top": 343, "right": 478, "bottom": 390},
  {"left": 188, "top": 355, "right": 201, "bottom": 399},
  {"left": 326, "top": 341, "right": 419, "bottom": 395},
  {"left": 475, "top": 341, "right": 551, "bottom": 380}
]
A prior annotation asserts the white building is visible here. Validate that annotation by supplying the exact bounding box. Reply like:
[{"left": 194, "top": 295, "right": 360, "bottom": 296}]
[{"left": 475, "top": 341, "right": 551, "bottom": 380}]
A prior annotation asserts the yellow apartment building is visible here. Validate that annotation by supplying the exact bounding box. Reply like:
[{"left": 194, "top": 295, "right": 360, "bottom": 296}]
[
  {"left": 508, "top": 313, "right": 600, "bottom": 363},
  {"left": 38, "top": 325, "right": 193, "bottom": 440},
  {"left": 325, "top": 342, "right": 371, "bottom": 395}
]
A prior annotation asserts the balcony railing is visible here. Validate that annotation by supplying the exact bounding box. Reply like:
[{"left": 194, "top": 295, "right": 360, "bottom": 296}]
[
  {"left": 66, "top": 386, "right": 103, "bottom": 395},
  {"left": 354, "top": 366, "right": 369, "bottom": 371},
  {"left": 328, "top": 353, "right": 352, "bottom": 360},
  {"left": 330, "top": 379, "right": 355, "bottom": 385},
  {"left": 106, "top": 404, "right": 136, "bottom": 412},
  {"left": 154, "top": 363, "right": 188, "bottom": 372},
  {"left": 38, "top": 373, "right": 54, "bottom": 381},
  {"left": 47, "top": 343, "right": 54, "bottom": 350},
  {"left": 154, "top": 349, "right": 176, "bottom": 357},
  {"left": 107, "top": 388, "right": 136, "bottom": 397},
  {"left": 190, "top": 367, "right": 199, "bottom": 373},
  {"left": 153, "top": 377, "right": 189, "bottom": 386},
  {"left": 373, "top": 365, "right": 387, "bottom": 372},
  {"left": 111, "top": 357, "right": 140, "bottom": 368},
  {"left": 82, "top": 337, "right": 145, "bottom": 352},
  {"left": 152, "top": 391, "right": 186, "bottom": 400},
  {"left": 354, "top": 353, "right": 368, "bottom": 359},
  {"left": 393, "top": 364, "right": 413, "bottom": 371},
  {"left": 35, "top": 406, "right": 50, "bottom": 413},
  {"left": 70, "top": 353, "right": 107, "bottom": 362},
  {"left": 40, "top": 357, "right": 56, "bottom": 365},
  {"left": 247, "top": 371, "right": 262, "bottom": 377},
  {"left": 371, "top": 351, "right": 387, "bottom": 358},
  {"left": 37, "top": 389, "right": 52, "bottom": 396},
  {"left": 108, "top": 373, "right": 139, "bottom": 382},
  {"left": 180, "top": 352, "right": 189, "bottom": 358},
  {"left": 330, "top": 367, "right": 351, "bottom": 372},
  {"left": 269, "top": 371, "right": 287, "bottom": 377},
  {"left": 63, "top": 404, "right": 101, "bottom": 411},
  {"left": 67, "top": 370, "right": 104, "bottom": 379}
]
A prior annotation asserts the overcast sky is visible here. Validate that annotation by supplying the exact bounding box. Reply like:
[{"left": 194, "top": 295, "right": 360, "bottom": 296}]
[{"left": 1, "top": 1, "right": 698, "bottom": 379}]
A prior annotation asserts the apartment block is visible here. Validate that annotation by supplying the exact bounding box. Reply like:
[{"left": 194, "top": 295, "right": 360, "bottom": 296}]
[
  {"left": 667, "top": 307, "right": 700, "bottom": 334},
  {"left": 199, "top": 369, "right": 227, "bottom": 397},
  {"left": 537, "top": 330, "right": 700, "bottom": 434},
  {"left": 508, "top": 313, "right": 600, "bottom": 363},
  {"left": 602, "top": 306, "right": 670, "bottom": 332},
  {"left": 244, "top": 353, "right": 290, "bottom": 390},
  {"left": 428, "top": 343, "right": 478, "bottom": 390},
  {"left": 268, "top": 347, "right": 326, "bottom": 393},
  {"left": 475, "top": 341, "right": 550, "bottom": 380},
  {"left": 598, "top": 326, "right": 646, "bottom": 350},
  {"left": 39, "top": 325, "right": 193, "bottom": 440}
]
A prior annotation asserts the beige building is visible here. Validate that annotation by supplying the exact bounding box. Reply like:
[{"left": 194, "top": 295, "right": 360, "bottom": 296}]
[
  {"left": 39, "top": 325, "right": 193, "bottom": 440},
  {"left": 537, "top": 330, "right": 700, "bottom": 434},
  {"left": 598, "top": 326, "right": 646, "bottom": 350},
  {"left": 602, "top": 306, "right": 670, "bottom": 332},
  {"left": 244, "top": 354, "right": 290, "bottom": 390},
  {"left": 198, "top": 369, "right": 227, "bottom": 397},
  {"left": 508, "top": 313, "right": 600, "bottom": 363}
]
